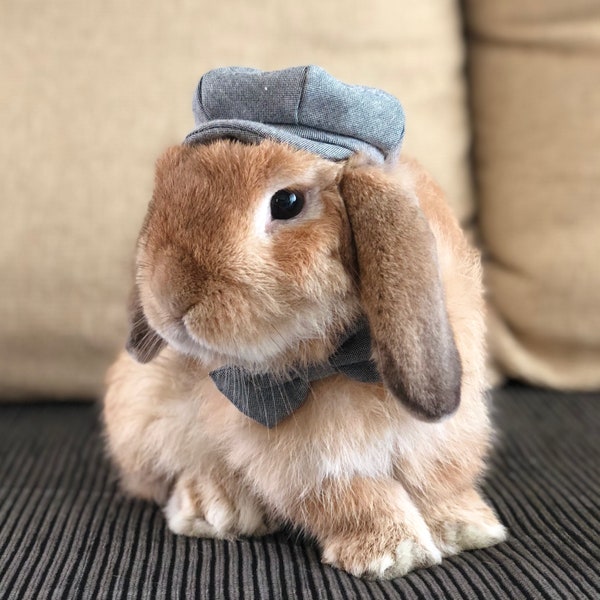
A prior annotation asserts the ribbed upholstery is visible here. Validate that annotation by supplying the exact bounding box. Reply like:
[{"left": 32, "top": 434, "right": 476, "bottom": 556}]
[{"left": 1, "top": 385, "right": 599, "bottom": 599}]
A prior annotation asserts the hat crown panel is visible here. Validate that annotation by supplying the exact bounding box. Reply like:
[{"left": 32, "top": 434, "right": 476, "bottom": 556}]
[
  {"left": 299, "top": 67, "right": 405, "bottom": 155},
  {"left": 198, "top": 66, "right": 308, "bottom": 126}
]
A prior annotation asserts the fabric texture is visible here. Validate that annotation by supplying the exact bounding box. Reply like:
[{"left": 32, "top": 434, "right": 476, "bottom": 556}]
[
  {"left": 186, "top": 65, "right": 405, "bottom": 163},
  {"left": 1, "top": 384, "right": 599, "bottom": 598},
  {"left": 210, "top": 321, "right": 379, "bottom": 427},
  {"left": 0, "top": 0, "right": 473, "bottom": 400},
  {"left": 464, "top": 0, "right": 600, "bottom": 389}
]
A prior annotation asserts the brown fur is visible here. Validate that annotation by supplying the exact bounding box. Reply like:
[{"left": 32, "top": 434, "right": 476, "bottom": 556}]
[
  {"left": 132, "top": 140, "right": 358, "bottom": 371},
  {"left": 103, "top": 139, "right": 506, "bottom": 579},
  {"left": 340, "top": 158, "right": 461, "bottom": 421}
]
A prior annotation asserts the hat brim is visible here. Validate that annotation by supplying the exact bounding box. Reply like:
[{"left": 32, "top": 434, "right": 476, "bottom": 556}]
[{"left": 184, "top": 120, "right": 386, "bottom": 163}]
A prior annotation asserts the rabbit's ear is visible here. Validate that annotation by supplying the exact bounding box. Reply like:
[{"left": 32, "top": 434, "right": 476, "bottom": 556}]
[
  {"left": 339, "top": 162, "right": 461, "bottom": 421},
  {"left": 125, "top": 286, "right": 166, "bottom": 363}
]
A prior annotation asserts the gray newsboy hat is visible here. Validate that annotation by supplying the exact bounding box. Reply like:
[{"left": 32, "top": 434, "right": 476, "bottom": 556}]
[{"left": 184, "top": 65, "right": 405, "bottom": 163}]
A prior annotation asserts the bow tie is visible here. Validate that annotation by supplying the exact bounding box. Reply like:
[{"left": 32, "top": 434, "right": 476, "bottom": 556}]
[{"left": 209, "top": 321, "right": 380, "bottom": 428}]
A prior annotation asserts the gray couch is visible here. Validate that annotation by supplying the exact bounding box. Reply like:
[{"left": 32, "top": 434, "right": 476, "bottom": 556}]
[{"left": 1, "top": 384, "right": 598, "bottom": 599}]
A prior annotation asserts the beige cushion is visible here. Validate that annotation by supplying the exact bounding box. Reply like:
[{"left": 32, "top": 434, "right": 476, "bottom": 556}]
[
  {"left": 0, "top": 0, "right": 472, "bottom": 399},
  {"left": 466, "top": 0, "right": 600, "bottom": 389}
]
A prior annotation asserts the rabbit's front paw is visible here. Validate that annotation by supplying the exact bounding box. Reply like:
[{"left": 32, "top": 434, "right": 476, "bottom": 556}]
[
  {"left": 164, "top": 474, "right": 276, "bottom": 539},
  {"left": 423, "top": 489, "right": 507, "bottom": 557},
  {"left": 322, "top": 523, "right": 442, "bottom": 579},
  {"left": 437, "top": 518, "right": 507, "bottom": 557}
]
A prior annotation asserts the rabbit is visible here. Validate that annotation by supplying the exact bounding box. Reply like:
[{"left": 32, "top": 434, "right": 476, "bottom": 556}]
[{"left": 103, "top": 138, "right": 506, "bottom": 579}]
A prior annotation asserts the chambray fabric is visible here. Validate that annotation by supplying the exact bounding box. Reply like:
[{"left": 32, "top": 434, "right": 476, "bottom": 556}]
[
  {"left": 184, "top": 66, "right": 405, "bottom": 163},
  {"left": 209, "top": 321, "right": 380, "bottom": 427}
]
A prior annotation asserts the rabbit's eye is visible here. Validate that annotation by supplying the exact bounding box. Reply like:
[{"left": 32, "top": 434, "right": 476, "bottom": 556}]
[{"left": 270, "top": 190, "right": 305, "bottom": 220}]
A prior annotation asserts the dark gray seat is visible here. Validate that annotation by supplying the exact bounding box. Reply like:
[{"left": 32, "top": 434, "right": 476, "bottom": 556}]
[{"left": 1, "top": 385, "right": 599, "bottom": 599}]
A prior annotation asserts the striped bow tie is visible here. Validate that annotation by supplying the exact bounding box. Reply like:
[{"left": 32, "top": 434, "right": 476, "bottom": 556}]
[{"left": 209, "top": 321, "right": 380, "bottom": 428}]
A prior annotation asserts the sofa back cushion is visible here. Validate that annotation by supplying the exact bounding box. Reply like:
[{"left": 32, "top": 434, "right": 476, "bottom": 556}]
[
  {"left": 465, "top": 0, "right": 600, "bottom": 388},
  {"left": 0, "top": 0, "right": 472, "bottom": 399}
]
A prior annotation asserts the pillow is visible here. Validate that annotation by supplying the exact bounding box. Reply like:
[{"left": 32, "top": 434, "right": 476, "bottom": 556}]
[
  {"left": 0, "top": 0, "right": 473, "bottom": 398},
  {"left": 465, "top": 0, "right": 600, "bottom": 389}
]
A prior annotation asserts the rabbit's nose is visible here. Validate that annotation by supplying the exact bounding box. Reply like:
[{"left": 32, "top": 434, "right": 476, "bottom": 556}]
[{"left": 149, "top": 253, "right": 207, "bottom": 319}]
